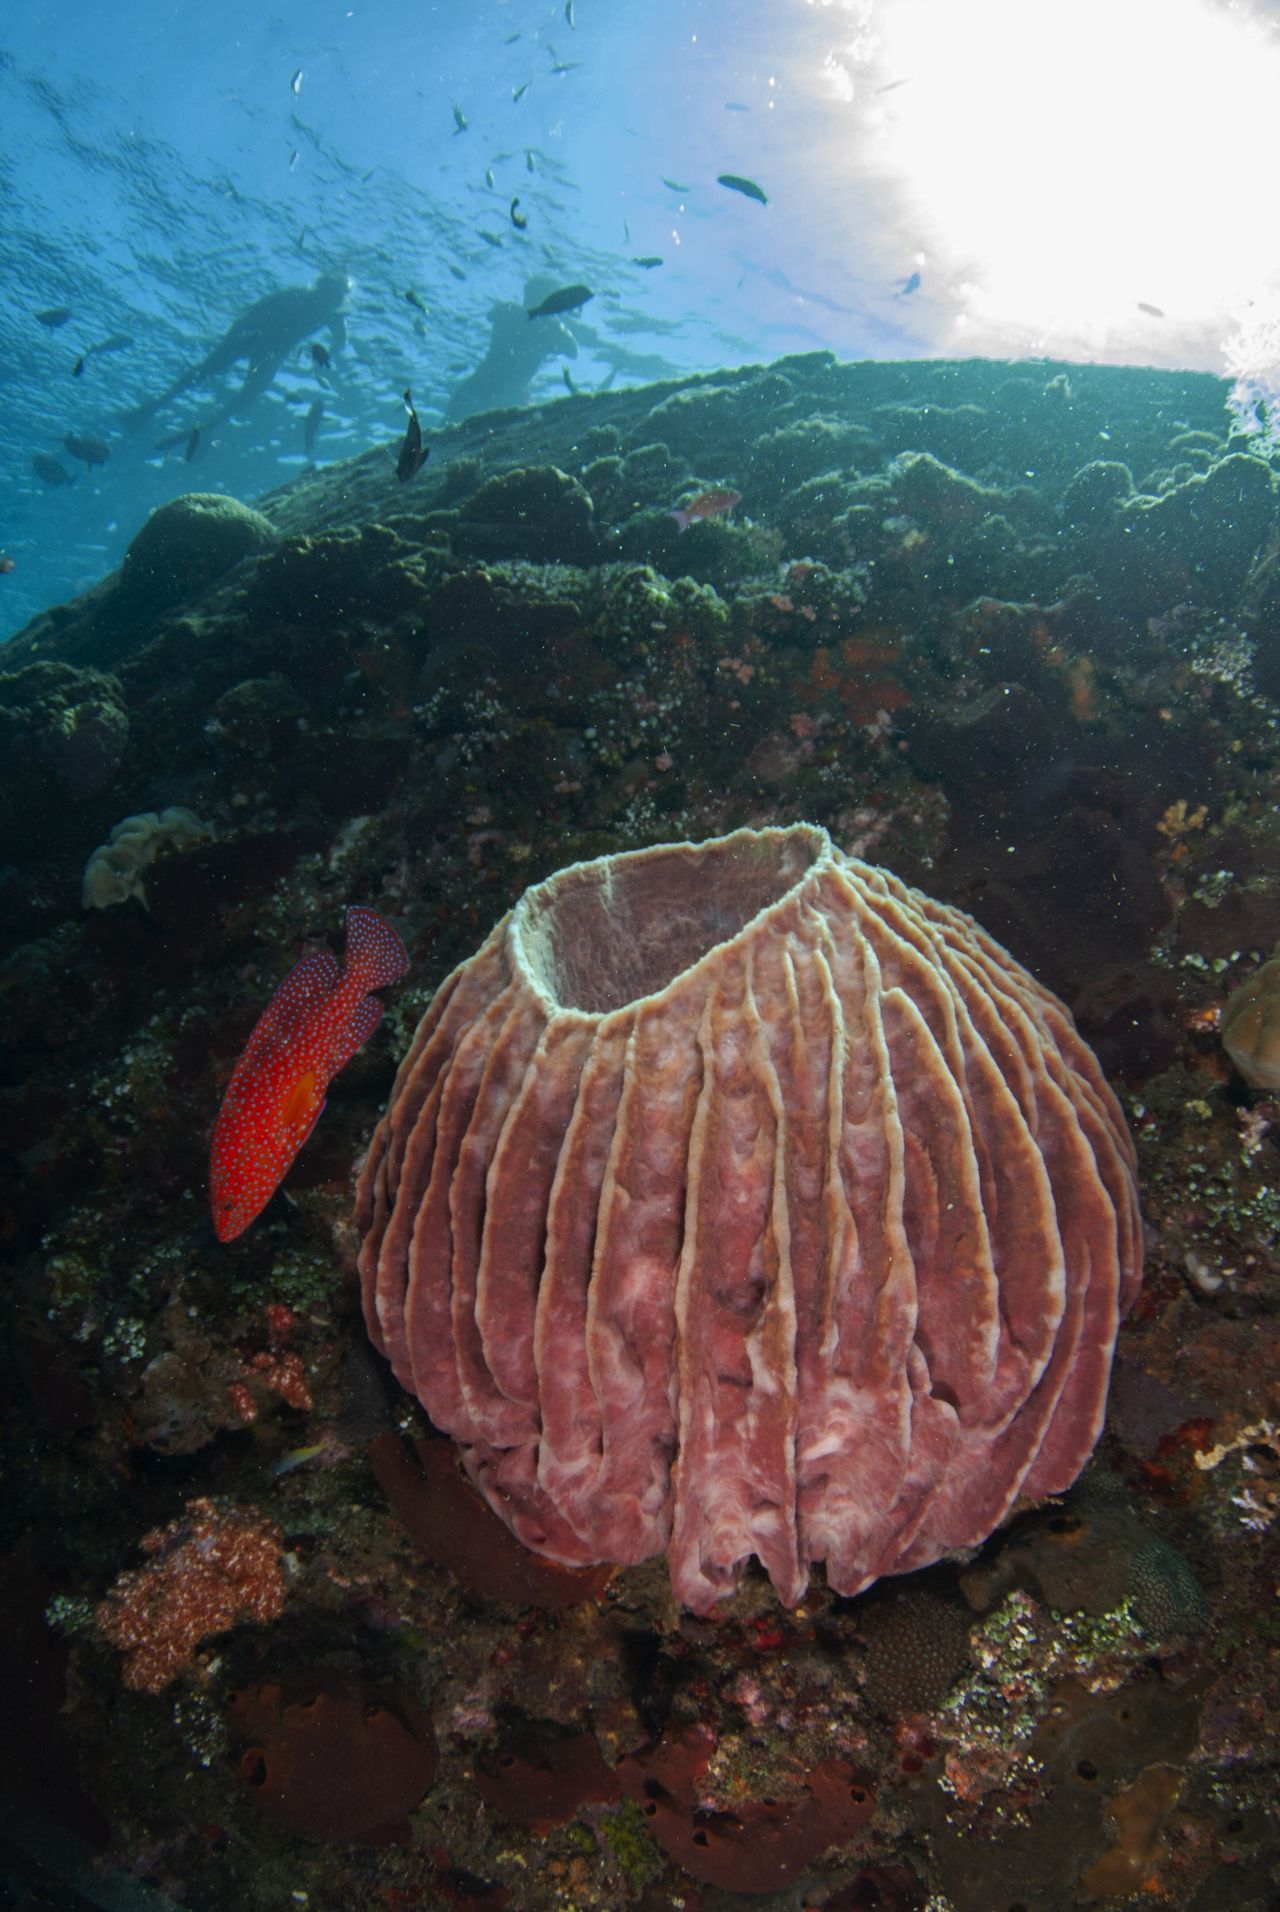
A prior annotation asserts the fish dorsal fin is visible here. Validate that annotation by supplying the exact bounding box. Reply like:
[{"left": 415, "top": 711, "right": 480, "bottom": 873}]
[
  {"left": 326, "top": 993, "right": 384, "bottom": 1075},
  {"left": 243, "top": 948, "right": 341, "bottom": 1060},
  {"left": 343, "top": 907, "right": 410, "bottom": 991}
]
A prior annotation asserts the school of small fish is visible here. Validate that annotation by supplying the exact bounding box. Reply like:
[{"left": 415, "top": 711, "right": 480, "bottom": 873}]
[{"left": 10, "top": 15, "right": 974, "bottom": 629}]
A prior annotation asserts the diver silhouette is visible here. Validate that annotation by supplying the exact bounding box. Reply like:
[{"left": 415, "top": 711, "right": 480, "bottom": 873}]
[
  {"left": 446, "top": 275, "right": 578, "bottom": 423},
  {"left": 124, "top": 270, "right": 350, "bottom": 440}
]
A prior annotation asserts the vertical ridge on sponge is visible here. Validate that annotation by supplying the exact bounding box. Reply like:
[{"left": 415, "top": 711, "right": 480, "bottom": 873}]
[{"left": 356, "top": 824, "right": 1141, "bottom": 1615}]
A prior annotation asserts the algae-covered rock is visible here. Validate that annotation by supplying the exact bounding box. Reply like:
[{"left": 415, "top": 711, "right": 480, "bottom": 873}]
[
  {"left": 1060, "top": 459, "right": 1135, "bottom": 534},
  {"left": 619, "top": 442, "right": 689, "bottom": 506},
  {"left": 118, "top": 492, "right": 279, "bottom": 612},
  {"left": 1117, "top": 452, "right": 1276, "bottom": 603},
  {"left": 247, "top": 525, "right": 429, "bottom": 626},
  {"left": 627, "top": 372, "right": 788, "bottom": 462},
  {"left": 581, "top": 455, "right": 628, "bottom": 519},
  {"left": 454, "top": 465, "right": 596, "bottom": 563},
  {"left": 578, "top": 424, "right": 621, "bottom": 462},
  {"left": 892, "top": 450, "right": 1007, "bottom": 531},
  {"left": 871, "top": 401, "right": 995, "bottom": 468},
  {"left": 777, "top": 471, "right": 860, "bottom": 558},
  {"left": 748, "top": 417, "right": 881, "bottom": 509},
  {"left": 0, "top": 661, "right": 131, "bottom": 857}
]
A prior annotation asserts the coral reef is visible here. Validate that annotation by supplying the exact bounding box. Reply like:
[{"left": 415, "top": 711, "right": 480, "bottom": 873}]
[{"left": 1, "top": 348, "right": 1278, "bottom": 1906}]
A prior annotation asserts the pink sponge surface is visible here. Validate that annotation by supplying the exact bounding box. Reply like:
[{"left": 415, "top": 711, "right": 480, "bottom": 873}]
[{"left": 356, "top": 823, "right": 1141, "bottom": 1615}]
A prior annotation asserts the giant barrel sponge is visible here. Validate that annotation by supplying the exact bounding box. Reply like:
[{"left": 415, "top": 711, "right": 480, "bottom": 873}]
[{"left": 356, "top": 824, "right": 1141, "bottom": 1614}]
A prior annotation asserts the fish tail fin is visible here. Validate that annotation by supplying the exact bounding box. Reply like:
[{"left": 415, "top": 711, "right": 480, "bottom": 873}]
[
  {"left": 669, "top": 508, "right": 690, "bottom": 533},
  {"left": 344, "top": 906, "right": 410, "bottom": 990}
]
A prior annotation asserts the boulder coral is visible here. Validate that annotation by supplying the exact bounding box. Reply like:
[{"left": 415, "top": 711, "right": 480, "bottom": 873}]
[
  {"left": 117, "top": 491, "right": 278, "bottom": 613},
  {"left": 357, "top": 827, "right": 1142, "bottom": 1616}
]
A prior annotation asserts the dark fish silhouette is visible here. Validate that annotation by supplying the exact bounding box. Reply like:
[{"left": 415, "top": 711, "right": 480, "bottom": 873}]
[
  {"left": 527, "top": 282, "right": 592, "bottom": 319},
  {"left": 565, "top": 0, "right": 575, "bottom": 22},
  {"left": 896, "top": 271, "right": 921, "bottom": 297},
  {"left": 510, "top": 197, "right": 528, "bottom": 230},
  {"left": 185, "top": 426, "right": 201, "bottom": 462},
  {"left": 512, "top": 80, "right": 530, "bottom": 101},
  {"left": 304, "top": 397, "right": 323, "bottom": 458},
  {"left": 661, "top": 177, "right": 689, "bottom": 193},
  {"left": 479, "top": 230, "right": 504, "bottom": 249},
  {"left": 63, "top": 432, "right": 111, "bottom": 467},
  {"left": 562, "top": 364, "right": 578, "bottom": 394},
  {"left": 405, "top": 288, "right": 428, "bottom": 314},
  {"left": 153, "top": 425, "right": 192, "bottom": 454},
  {"left": 311, "top": 341, "right": 331, "bottom": 368},
  {"left": 549, "top": 61, "right": 580, "bottom": 74},
  {"left": 33, "top": 453, "right": 74, "bottom": 484},
  {"left": 396, "top": 389, "right": 428, "bottom": 482},
  {"left": 0, "top": 553, "right": 16, "bottom": 574},
  {"left": 36, "top": 306, "right": 72, "bottom": 329},
  {"left": 447, "top": 261, "right": 467, "bottom": 281},
  {"left": 632, "top": 256, "right": 663, "bottom": 268},
  {"left": 1137, "top": 301, "right": 1165, "bottom": 318},
  {"left": 71, "top": 333, "right": 132, "bottom": 379},
  {"left": 717, "top": 173, "right": 767, "bottom": 204},
  {"left": 453, "top": 103, "right": 468, "bottom": 134}
]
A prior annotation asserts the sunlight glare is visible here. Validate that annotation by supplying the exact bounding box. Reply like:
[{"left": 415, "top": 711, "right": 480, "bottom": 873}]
[{"left": 858, "top": 0, "right": 1280, "bottom": 349}]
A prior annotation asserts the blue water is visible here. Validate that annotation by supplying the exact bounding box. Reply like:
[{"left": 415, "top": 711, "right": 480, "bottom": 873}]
[{"left": 1, "top": 0, "right": 1270, "bottom": 640}]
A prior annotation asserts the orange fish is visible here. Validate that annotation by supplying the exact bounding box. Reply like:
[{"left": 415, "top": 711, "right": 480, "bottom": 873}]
[
  {"left": 669, "top": 487, "right": 742, "bottom": 533},
  {"left": 210, "top": 906, "right": 409, "bottom": 1242}
]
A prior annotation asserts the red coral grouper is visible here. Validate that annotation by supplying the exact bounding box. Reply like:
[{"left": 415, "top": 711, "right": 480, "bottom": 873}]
[{"left": 210, "top": 907, "right": 409, "bottom": 1242}]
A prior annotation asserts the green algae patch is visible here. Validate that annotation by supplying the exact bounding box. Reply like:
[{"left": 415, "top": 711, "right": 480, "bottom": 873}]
[{"left": 598, "top": 1798, "right": 663, "bottom": 1891}]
